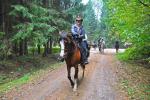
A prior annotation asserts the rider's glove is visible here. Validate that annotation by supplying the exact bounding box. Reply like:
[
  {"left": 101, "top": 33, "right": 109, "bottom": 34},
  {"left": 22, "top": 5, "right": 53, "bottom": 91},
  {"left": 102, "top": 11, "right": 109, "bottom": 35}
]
[
  {"left": 78, "top": 35, "right": 84, "bottom": 38},
  {"left": 72, "top": 34, "right": 78, "bottom": 38}
]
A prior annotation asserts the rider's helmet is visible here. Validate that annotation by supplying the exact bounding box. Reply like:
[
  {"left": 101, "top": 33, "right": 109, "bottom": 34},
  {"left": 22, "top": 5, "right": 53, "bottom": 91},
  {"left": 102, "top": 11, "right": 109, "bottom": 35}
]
[{"left": 76, "top": 15, "right": 83, "bottom": 22}]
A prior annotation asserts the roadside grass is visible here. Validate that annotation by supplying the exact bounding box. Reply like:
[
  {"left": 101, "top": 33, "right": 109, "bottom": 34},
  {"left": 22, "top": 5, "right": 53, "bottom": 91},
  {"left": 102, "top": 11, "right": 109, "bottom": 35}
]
[
  {"left": 0, "top": 73, "right": 30, "bottom": 95},
  {"left": 116, "top": 54, "right": 150, "bottom": 100},
  {"left": 0, "top": 62, "right": 63, "bottom": 96},
  {"left": 117, "top": 47, "right": 150, "bottom": 65},
  {"left": 0, "top": 47, "right": 63, "bottom": 96}
]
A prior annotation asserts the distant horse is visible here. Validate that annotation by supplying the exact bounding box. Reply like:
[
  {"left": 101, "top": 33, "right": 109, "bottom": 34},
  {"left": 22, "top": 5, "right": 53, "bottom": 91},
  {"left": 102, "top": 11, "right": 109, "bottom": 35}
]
[
  {"left": 93, "top": 42, "right": 97, "bottom": 50},
  {"left": 62, "top": 33, "right": 85, "bottom": 91},
  {"left": 86, "top": 42, "right": 90, "bottom": 58},
  {"left": 115, "top": 41, "right": 119, "bottom": 53},
  {"left": 98, "top": 40, "right": 105, "bottom": 53}
]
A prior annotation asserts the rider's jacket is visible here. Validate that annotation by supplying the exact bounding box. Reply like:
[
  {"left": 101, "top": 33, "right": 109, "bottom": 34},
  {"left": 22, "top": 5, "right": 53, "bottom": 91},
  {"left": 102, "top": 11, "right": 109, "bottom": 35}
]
[{"left": 71, "top": 24, "right": 86, "bottom": 41}]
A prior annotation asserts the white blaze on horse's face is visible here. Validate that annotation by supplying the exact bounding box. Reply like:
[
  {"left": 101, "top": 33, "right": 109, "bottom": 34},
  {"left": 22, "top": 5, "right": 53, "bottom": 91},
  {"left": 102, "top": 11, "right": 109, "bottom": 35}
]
[{"left": 60, "top": 40, "right": 65, "bottom": 57}]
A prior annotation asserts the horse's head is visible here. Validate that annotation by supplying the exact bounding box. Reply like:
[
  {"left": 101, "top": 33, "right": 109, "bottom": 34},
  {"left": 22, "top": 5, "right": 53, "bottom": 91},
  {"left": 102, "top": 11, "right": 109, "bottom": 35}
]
[
  {"left": 64, "top": 33, "right": 73, "bottom": 44},
  {"left": 63, "top": 32, "right": 76, "bottom": 57}
]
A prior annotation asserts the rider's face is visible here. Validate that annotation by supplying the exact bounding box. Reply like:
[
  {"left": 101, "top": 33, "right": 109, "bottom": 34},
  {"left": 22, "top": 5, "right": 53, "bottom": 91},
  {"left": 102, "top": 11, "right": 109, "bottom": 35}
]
[{"left": 76, "top": 20, "right": 82, "bottom": 26}]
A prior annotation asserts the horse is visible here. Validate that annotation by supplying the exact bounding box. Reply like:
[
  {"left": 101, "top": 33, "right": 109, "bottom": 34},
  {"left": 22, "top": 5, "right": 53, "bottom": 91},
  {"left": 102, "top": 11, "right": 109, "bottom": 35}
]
[
  {"left": 86, "top": 42, "right": 90, "bottom": 58},
  {"left": 115, "top": 41, "right": 119, "bottom": 53},
  {"left": 98, "top": 40, "right": 105, "bottom": 54},
  {"left": 61, "top": 33, "right": 85, "bottom": 91}
]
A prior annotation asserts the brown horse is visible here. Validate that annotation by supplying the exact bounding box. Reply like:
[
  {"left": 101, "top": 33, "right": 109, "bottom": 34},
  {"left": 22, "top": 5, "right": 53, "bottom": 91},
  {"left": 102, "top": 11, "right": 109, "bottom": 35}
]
[{"left": 63, "top": 33, "right": 85, "bottom": 91}]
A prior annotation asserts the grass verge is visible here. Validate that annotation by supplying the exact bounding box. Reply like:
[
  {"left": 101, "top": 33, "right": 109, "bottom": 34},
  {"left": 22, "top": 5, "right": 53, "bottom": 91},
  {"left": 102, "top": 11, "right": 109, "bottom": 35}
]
[
  {"left": 0, "top": 54, "right": 63, "bottom": 96},
  {"left": 116, "top": 54, "right": 150, "bottom": 100}
]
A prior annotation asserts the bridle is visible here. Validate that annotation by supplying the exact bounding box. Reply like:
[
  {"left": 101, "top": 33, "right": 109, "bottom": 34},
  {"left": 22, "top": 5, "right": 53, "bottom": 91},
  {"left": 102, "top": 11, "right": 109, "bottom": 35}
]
[{"left": 63, "top": 36, "right": 77, "bottom": 57}]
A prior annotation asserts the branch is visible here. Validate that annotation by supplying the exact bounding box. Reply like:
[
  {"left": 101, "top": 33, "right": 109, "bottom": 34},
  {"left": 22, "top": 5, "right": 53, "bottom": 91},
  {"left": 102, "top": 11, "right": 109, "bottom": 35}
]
[{"left": 138, "top": 0, "right": 150, "bottom": 8}]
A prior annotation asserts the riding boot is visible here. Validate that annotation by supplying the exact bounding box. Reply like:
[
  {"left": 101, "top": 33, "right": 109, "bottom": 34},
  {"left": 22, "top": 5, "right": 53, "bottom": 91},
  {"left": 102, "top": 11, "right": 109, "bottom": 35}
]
[
  {"left": 80, "top": 42, "right": 89, "bottom": 65},
  {"left": 82, "top": 51, "right": 89, "bottom": 65}
]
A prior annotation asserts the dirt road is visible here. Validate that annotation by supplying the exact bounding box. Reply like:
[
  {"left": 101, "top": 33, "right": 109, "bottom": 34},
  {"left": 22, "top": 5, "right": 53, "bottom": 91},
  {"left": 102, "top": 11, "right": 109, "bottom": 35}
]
[{"left": 3, "top": 48, "right": 128, "bottom": 100}]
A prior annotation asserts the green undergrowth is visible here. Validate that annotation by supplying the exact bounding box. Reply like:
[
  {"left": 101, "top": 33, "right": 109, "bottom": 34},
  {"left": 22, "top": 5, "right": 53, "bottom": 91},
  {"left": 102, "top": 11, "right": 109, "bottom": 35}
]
[
  {"left": 0, "top": 54, "right": 63, "bottom": 96},
  {"left": 28, "top": 46, "right": 60, "bottom": 54},
  {"left": 116, "top": 45, "right": 150, "bottom": 99},
  {"left": 116, "top": 59, "right": 150, "bottom": 99},
  {"left": 117, "top": 45, "right": 150, "bottom": 66}
]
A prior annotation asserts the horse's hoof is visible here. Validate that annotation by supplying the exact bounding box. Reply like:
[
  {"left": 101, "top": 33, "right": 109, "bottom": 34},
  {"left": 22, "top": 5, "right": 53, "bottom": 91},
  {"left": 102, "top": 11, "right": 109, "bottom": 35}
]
[
  {"left": 73, "top": 88, "right": 77, "bottom": 92},
  {"left": 73, "top": 83, "right": 77, "bottom": 91}
]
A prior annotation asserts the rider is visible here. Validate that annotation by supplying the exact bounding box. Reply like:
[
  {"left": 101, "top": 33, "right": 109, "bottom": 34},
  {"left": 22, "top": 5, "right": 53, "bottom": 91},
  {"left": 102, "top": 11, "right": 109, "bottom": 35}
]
[
  {"left": 98, "top": 37, "right": 101, "bottom": 48},
  {"left": 101, "top": 38, "right": 105, "bottom": 45},
  {"left": 98, "top": 37, "right": 105, "bottom": 51},
  {"left": 71, "top": 15, "right": 89, "bottom": 65}
]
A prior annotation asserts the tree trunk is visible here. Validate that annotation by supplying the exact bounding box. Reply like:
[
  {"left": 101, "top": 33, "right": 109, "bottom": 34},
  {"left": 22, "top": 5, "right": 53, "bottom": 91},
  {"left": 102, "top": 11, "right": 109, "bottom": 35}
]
[
  {"left": 12, "top": 42, "right": 18, "bottom": 55},
  {"left": 43, "top": 43, "right": 47, "bottom": 57},
  {"left": 19, "top": 39, "right": 24, "bottom": 56},
  {"left": 47, "top": 39, "right": 50, "bottom": 54},
  {"left": 49, "top": 36, "right": 52, "bottom": 54},
  {"left": 2, "top": 0, "right": 5, "bottom": 32},
  {"left": 24, "top": 38, "right": 28, "bottom": 55},
  {"left": 37, "top": 44, "right": 41, "bottom": 54}
]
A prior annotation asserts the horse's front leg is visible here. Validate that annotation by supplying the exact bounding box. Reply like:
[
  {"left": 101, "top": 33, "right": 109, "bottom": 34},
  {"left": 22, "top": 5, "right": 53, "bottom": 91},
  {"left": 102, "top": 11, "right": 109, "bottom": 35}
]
[
  {"left": 67, "top": 66, "right": 74, "bottom": 87},
  {"left": 73, "top": 65, "right": 78, "bottom": 91}
]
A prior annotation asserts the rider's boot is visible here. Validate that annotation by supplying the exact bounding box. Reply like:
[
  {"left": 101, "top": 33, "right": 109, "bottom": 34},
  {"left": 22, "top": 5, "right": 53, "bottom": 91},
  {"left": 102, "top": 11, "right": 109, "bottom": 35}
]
[
  {"left": 83, "top": 57, "right": 89, "bottom": 65},
  {"left": 84, "top": 60, "right": 89, "bottom": 65}
]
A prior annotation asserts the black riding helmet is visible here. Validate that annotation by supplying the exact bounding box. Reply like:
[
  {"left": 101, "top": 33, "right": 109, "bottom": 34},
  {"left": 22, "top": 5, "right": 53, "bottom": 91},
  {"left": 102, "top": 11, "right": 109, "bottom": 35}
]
[{"left": 76, "top": 16, "right": 83, "bottom": 22}]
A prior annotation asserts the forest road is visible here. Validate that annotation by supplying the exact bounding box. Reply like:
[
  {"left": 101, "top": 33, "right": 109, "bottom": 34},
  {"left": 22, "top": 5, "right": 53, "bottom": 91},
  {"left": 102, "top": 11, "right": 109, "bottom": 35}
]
[{"left": 3, "top": 48, "right": 128, "bottom": 100}]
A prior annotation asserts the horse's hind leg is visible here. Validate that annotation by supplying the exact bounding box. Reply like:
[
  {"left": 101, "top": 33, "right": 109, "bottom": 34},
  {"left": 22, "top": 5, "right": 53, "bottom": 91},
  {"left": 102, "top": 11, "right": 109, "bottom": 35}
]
[
  {"left": 73, "top": 66, "right": 78, "bottom": 91},
  {"left": 67, "top": 66, "right": 74, "bottom": 88}
]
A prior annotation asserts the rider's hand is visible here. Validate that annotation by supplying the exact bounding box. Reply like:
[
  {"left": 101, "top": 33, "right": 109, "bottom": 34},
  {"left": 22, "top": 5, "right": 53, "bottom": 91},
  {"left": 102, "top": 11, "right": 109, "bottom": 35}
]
[
  {"left": 78, "top": 35, "right": 83, "bottom": 38},
  {"left": 73, "top": 34, "right": 79, "bottom": 38}
]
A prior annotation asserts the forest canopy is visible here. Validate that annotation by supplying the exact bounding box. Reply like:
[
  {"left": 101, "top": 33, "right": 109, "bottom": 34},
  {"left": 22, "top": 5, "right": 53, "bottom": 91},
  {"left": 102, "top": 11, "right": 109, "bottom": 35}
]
[{"left": 0, "top": 0, "right": 149, "bottom": 63}]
